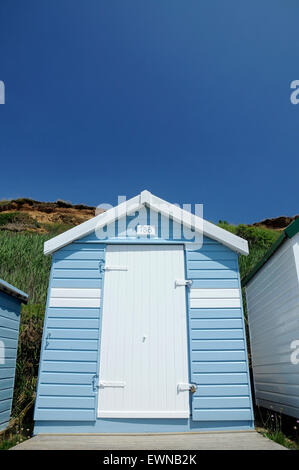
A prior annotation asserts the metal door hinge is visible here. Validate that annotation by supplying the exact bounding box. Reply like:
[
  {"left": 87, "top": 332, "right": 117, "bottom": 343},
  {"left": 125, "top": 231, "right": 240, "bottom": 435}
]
[
  {"left": 45, "top": 332, "right": 51, "bottom": 349},
  {"left": 175, "top": 279, "right": 192, "bottom": 288},
  {"left": 177, "top": 383, "right": 197, "bottom": 393},
  {"left": 92, "top": 375, "right": 99, "bottom": 392},
  {"left": 99, "top": 259, "right": 105, "bottom": 273}
]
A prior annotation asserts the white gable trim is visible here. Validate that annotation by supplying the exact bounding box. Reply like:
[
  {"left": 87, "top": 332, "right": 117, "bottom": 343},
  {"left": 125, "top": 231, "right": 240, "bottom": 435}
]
[{"left": 44, "top": 190, "right": 249, "bottom": 256}]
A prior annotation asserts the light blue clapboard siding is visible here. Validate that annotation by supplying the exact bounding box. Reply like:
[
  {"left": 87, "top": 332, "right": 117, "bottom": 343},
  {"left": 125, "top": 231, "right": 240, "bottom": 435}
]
[
  {"left": 193, "top": 409, "right": 252, "bottom": 421},
  {"left": 181, "top": 245, "right": 239, "bottom": 289},
  {"left": 39, "top": 384, "right": 95, "bottom": 396},
  {"left": 54, "top": 260, "right": 100, "bottom": 269},
  {"left": 42, "top": 362, "right": 97, "bottom": 373},
  {"left": 53, "top": 269, "right": 101, "bottom": 279},
  {"left": 40, "top": 373, "right": 95, "bottom": 385},
  {"left": 192, "top": 362, "right": 247, "bottom": 373},
  {"left": 51, "top": 279, "right": 101, "bottom": 288},
  {"left": 192, "top": 350, "right": 246, "bottom": 361},
  {"left": 0, "top": 389, "right": 14, "bottom": 401},
  {"left": 34, "top": 245, "right": 105, "bottom": 422},
  {"left": 193, "top": 397, "right": 251, "bottom": 408},
  {"left": 191, "top": 373, "right": 249, "bottom": 384},
  {"left": 47, "top": 329, "right": 99, "bottom": 340},
  {"left": 191, "top": 329, "right": 244, "bottom": 340},
  {"left": 47, "top": 318, "right": 99, "bottom": 329},
  {"left": 191, "top": 319, "right": 243, "bottom": 328},
  {"left": 186, "top": 245, "right": 253, "bottom": 423},
  {"left": 197, "top": 385, "right": 249, "bottom": 396},
  {"left": 0, "top": 368, "right": 16, "bottom": 379},
  {"left": 43, "top": 350, "right": 98, "bottom": 362},
  {"left": 190, "top": 309, "right": 242, "bottom": 319},
  {"left": 35, "top": 409, "right": 95, "bottom": 421},
  {"left": 47, "top": 308, "right": 99, "bottom": 318},
  {"left": 0, "top": 291, "right": 22, "bottom": 431},
  {"left": 0, "top": 378, "right": 14, "bottom": 389},
  {"left": 0, "top": 327, "right": 19, "bottom": 340}
]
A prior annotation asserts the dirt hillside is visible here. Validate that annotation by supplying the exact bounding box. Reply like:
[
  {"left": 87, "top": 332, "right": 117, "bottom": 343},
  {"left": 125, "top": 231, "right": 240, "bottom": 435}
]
[
  {"left": 251, "top": 215, "right": 298, "bottom": 231},
  {"left": 0, "top": 198, "right": 100, "bottom": 233},
  {"left": 0, "top": 197, "right": 297, "bottom": 233}
]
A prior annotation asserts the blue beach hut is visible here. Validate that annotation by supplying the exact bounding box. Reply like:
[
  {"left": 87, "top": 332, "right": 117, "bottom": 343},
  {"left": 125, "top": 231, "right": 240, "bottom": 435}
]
[
  {"left": 34, "top": 191, "right": 254, "bottom": 434},
  {"left": 0, "top": 279, "right": 28, "bottom": 431}
]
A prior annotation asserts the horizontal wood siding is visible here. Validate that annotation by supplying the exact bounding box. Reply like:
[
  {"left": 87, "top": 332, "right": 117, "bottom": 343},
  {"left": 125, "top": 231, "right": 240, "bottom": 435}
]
[
  {"left": 0, "top": 291, "right": 21, "bottom": 431},
  {"left": 34, "top": 244, "right": 105, "bottom": 421},
  {"left": 186, "top": 240, "right": 253, "bottom": 423},
  {"left": 246, "top": 234, "right": 299, "bottom": 419}
]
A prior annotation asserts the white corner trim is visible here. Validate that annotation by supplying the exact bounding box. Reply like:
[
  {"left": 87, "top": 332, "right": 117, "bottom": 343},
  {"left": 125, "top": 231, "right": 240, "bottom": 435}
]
[{"left": 44, "top": 190, "right": 249, "bottom": 256}]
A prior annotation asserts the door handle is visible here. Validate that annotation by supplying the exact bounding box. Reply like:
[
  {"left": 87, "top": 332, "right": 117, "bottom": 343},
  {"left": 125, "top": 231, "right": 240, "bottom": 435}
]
[
  {"left": 175, "top": 280, "right": 192, "bottom": 287},
  {"left": 177, "top": 383, "right": 197, "bottom": 393}
]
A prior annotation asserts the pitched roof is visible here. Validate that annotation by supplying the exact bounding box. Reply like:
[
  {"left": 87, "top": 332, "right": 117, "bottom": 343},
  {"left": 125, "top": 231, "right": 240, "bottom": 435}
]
[
  {"left": 242, "top": 217, "right": 299, "bottom": 286},
  {"left": 0, "top": 278, "right": 28, "bottom": 303},
  {"left": 44, "top": 190, "right": 249, "bottom": 256}
]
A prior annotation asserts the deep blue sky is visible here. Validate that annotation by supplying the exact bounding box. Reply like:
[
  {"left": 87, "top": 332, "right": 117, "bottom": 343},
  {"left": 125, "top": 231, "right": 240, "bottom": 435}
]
[{"left": 0, "top": 1, "right": 298, "bottom": 224}]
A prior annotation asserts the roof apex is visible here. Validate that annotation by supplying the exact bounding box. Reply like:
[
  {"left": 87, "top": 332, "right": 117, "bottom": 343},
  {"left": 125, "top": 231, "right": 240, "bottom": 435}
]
[{"left": 44, "top": 190, "right": 249, "bottom": 256}]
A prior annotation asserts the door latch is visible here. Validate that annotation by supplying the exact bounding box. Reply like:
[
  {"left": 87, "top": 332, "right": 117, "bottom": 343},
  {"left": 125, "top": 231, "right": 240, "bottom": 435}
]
[
  {"left": 175, "top": 279, "right": 193, "bottom": 288},
  {"left": 177, "top": 383, "right": 197, "bottom": 393}
]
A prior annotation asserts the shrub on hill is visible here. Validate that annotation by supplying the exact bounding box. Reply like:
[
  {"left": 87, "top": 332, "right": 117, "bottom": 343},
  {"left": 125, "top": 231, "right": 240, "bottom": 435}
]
[{"left": 218, "top": 221, "right": 280, "bottom": 279}]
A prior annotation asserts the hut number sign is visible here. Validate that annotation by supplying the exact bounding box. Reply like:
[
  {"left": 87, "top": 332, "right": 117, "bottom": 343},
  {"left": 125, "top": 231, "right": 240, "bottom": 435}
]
[{"left": 137, "top": 225, "right": 156, "bottom": 236}]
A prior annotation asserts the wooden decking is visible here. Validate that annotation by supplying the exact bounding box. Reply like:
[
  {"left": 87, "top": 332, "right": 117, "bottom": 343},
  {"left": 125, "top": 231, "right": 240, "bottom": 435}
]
[{"left": 12, "top": 431, "right": 285, "bottom": 450}]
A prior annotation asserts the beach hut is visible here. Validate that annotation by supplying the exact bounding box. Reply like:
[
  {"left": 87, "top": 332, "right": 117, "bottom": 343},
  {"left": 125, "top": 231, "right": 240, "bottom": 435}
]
[
  {"left": 0, "top": 279, "right": 28, "bottom": 431},
  {"left": 34, "top": 190, "right": 253, "bottom": 434},
  {"left": 243, "top": 218, "right": 299, "bottom": 419}
]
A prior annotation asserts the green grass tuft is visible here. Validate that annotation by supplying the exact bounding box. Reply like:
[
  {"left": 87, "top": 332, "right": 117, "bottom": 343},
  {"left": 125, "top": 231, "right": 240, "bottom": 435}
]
[
  {"left": 263, "top": 430, "right": 298, "bottom": 449},
  {"left": 0, "top": 231, "right": 52, "bottom": 304}
]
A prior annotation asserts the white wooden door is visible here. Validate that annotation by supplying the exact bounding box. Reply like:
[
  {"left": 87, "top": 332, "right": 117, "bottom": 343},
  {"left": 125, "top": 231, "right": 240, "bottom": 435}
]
[{"left": 97, "top": 244, "right": 190, "bottom": 418}]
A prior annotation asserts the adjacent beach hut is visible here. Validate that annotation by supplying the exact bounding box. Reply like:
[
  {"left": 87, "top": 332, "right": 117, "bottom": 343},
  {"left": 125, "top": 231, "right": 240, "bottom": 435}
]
[
  {"left": 34, "top": 190, "right": 254, "bottom": 434},
  {"left": 0, "top": 279, "right": 28, "bottom": 431},
  {"left": 243, "top": 218, "right": 299, "bottom": 419}
]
